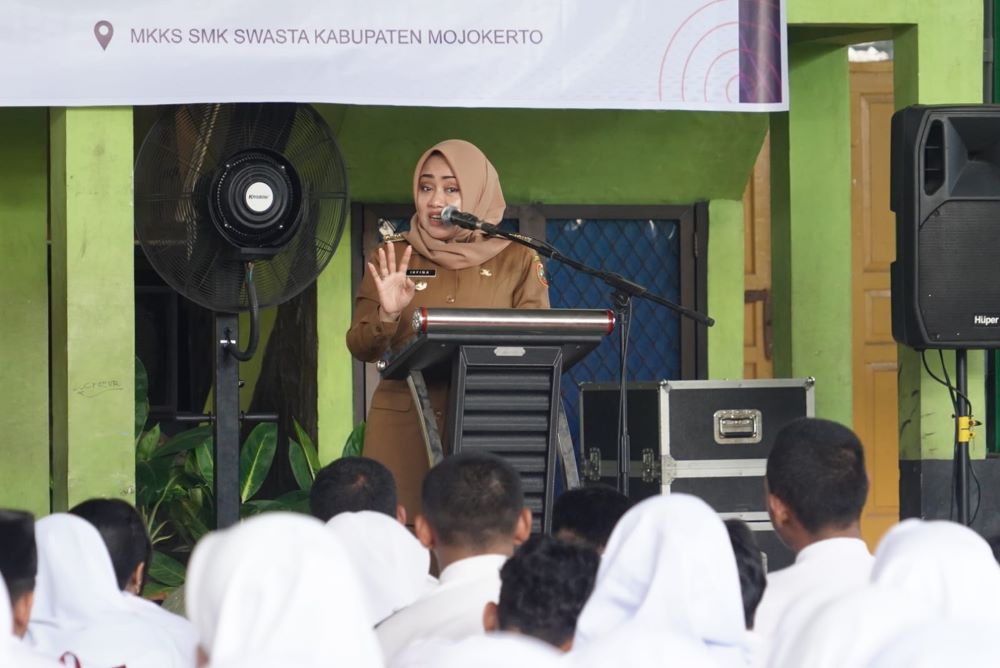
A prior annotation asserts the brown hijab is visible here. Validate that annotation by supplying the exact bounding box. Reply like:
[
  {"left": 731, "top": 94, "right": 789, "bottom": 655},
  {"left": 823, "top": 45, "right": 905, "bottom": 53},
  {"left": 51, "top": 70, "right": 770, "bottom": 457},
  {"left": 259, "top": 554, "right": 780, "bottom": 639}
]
[{"left": 403, "top": 139, "right": 512, "bottom": 270}]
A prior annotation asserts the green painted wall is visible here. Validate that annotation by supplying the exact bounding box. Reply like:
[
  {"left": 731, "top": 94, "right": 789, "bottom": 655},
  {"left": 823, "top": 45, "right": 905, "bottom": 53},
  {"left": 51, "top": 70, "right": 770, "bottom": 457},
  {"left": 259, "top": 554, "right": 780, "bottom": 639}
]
[
  {"left": 0, "top": 109, "right": 49, "bottom": 515},
  {"left": 314, "top": 106, "right": 768, "bottom": 451},
  {"left": 775, "top": 43, "right": 854, "bottom": 425},
  {"left": 50, "top": 108, "right": 135, "bottom": 510},
  {"left": 769, "top": 0, "right": 984, "bottom": 450}
]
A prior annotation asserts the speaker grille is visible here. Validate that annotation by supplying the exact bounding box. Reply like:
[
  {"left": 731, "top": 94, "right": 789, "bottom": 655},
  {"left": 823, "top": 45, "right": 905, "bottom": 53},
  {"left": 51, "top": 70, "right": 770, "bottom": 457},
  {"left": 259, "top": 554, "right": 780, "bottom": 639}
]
[{"left": 918, "top": 200, "right": 1000, "bottom": 343}]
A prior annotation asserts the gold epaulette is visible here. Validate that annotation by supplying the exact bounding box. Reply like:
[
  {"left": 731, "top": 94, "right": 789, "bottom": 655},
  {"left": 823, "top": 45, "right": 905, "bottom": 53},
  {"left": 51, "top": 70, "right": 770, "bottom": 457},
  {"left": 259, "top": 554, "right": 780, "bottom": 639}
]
[{"left": 380, "top": 232, "right": 407, "bottom": 243}]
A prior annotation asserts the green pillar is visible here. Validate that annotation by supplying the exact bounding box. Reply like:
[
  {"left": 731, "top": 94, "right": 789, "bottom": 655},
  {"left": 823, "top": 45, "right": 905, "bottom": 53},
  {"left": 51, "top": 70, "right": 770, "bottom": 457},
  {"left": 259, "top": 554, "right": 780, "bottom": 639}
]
[
  {"left": 50, "top": 108, "right": 135, "bottom": 510},
  {"left": 0, "top": 109, "right": 50, "bottom": 515},
  {"left": 707, "top": 199, "right": 745, "bottom": 379},
  {"left": 316, "top": 225, "right": 355, "bottom": 464},
  {"left": 772, "top": 43, "right": 853, "bottom": 425}
]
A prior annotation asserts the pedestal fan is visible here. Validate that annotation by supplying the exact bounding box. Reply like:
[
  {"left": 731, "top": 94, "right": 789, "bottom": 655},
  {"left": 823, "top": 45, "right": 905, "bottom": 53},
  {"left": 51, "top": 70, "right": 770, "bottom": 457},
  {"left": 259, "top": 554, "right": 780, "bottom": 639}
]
[{"left": 134, "top": 103, "right": 348, "bottom": 527}]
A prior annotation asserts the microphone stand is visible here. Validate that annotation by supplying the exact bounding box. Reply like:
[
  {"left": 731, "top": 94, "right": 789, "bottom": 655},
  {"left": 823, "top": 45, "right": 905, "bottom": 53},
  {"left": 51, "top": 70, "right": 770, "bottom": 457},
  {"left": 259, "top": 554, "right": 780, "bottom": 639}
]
[{"left": 464, "top": 219, "right": 714, "bottom": 497}]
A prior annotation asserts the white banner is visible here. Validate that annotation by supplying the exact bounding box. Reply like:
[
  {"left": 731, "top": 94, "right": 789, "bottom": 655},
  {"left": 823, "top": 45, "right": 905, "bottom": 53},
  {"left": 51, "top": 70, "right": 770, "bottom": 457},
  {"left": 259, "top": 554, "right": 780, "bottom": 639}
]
[{"left": 1, "top": 0, "right": 787, "bottom": 111}]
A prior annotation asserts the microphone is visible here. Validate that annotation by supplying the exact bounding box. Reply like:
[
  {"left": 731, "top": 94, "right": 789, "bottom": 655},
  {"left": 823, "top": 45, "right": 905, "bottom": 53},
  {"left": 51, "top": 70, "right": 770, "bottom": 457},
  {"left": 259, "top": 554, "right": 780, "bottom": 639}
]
[{"left": 440, "top": 206, "right": 490, "bottom": 231}]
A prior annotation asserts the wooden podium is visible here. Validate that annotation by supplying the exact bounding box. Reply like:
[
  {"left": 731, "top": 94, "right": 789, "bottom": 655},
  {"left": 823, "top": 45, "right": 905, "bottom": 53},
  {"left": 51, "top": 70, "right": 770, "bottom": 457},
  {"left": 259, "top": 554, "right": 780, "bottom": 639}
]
[{"left": 380, "top": 308, "right": 614, "bottom": 532}]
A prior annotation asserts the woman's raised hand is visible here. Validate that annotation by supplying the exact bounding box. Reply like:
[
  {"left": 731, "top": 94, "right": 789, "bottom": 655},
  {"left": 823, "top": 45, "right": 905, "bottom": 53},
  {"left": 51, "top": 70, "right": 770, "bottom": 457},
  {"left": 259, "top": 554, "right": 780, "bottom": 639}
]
[{"left": 368, "top": 241, "right": 415, "bottom": 320}]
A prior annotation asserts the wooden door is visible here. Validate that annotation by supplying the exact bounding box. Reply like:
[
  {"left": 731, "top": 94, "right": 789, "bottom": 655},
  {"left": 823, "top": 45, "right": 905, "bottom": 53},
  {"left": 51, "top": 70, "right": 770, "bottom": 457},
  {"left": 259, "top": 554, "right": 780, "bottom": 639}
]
[
  {"left": 744, "top": 134, "right": 773, "bottom": 379},
  {"left": 850, "top": 61, "right": 898, "bottom": 549}
]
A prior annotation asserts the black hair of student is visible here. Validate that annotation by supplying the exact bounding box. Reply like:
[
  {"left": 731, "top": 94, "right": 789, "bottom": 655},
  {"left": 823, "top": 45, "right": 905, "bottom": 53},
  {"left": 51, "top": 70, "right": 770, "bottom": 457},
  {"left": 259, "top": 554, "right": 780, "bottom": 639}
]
[
  {"left": 724, "top": 519, "right": 767, "bottom": 629},
  {"left": 766, "top": 417, "right": 869, "bottom": 534},
  {"left": 309, "top": 456, "right": 398, "bottom": 521},
  {"left": 0, "top": 509, "right": 37, "bottom": 604},
  {"left": 70, "top": 498, "right": 152, "bottom": 592},
  {"left": 551, "top": 485, "right": 632, "bottom": 550},
  {"left": 421, "top": 452, "right": 523, "bottom": 547},
  {"left": 496, "top": 534, "right": 599, "bottom": 647}
]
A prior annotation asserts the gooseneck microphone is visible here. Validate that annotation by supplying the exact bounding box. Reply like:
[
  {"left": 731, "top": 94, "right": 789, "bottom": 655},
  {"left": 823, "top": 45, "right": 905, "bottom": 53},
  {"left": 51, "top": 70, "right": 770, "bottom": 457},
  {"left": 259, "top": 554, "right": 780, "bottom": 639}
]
[{"left": 440, "top": 205, "right": 490, "bottom": 230}]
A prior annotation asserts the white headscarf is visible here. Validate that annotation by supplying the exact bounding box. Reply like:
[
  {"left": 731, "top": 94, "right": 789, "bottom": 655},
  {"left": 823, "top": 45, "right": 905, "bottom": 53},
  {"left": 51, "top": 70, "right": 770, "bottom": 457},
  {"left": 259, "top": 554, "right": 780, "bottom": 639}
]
[
  {"left": 1, "top": 577, "right": 64, "bottom": 668},
  {"left": 186, "top": 512, "right": 383, "bottom": 668},
  {"left": 573, "top": 494, "right": 747, "bottom": 667},
  {"left": 326, "top": 511, "right": 436, "bottom": 625},
  {"left": 871, "top": 518, "right": 1000, "bottom": 621},
  {"left": 866, "top": 620, "right": 1000, "bottom": 667},
  {"left": 390, "top": 633, "right": 564, "bottom": 668},
  {"left": 27, "top": 513, "right": 183, "bottom": 667},
  {"left": 768, "top": 586, "right": 931, "bottom": 668}
]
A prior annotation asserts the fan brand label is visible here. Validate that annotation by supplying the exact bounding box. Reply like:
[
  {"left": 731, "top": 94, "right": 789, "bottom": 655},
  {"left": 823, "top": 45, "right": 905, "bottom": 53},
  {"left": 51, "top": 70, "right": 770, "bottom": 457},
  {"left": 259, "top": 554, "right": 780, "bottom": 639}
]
[
  {"left": 973, "top": 314, "right": 1000, "bottom": 327},
  {"left": 245, "top": 182, "right": 274, "bottom": 213}
]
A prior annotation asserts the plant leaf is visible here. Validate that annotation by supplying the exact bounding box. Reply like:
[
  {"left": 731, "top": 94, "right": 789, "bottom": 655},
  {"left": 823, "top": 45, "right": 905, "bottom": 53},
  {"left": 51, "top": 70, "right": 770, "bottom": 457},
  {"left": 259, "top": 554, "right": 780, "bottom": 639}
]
[
  {"left": 239, "top": 422, "right": 277, "bottom": 503},
  {"left": 136, "top": 424, "right": 161, "bottom": 462},
  {"left": 292, "top": 419, "right": 321, "bottom": 474},
  {"left": 194, "top": 440, "right": 214, "bottom": 484},
  {"left": 288, "top": 439, "right": 313, "bottom": 492},
  {"left": 272, "top": 489, "right": 311, "bottom": 514},
  {"left": 155, "top": 426, "right": 213, "bottom": 458},
  {"left": 241, "top": 499, "right": 279, "bottom": 518},
  {"left": 147, "top": 550, "right": 186, "bottom": 588},
  {"left": 342, "top": 421, "right": 366, "bottom": 458},
  {"left": 135, "top": 357, "right": 149, "bottom": 438}
]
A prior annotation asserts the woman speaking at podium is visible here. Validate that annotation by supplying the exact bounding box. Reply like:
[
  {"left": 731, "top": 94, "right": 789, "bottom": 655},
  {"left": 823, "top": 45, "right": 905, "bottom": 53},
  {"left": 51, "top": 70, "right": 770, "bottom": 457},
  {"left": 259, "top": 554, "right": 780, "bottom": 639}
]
[{"left": 346, "top": 139, "right": 549, "bottom": 520}]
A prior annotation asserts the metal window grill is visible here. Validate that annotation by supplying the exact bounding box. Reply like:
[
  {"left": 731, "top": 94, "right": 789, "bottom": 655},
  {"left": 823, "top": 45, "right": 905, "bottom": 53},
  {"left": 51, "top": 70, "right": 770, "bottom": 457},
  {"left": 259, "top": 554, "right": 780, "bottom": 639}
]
[{"left": 545, "top": 218, "right": 682, "bottom": 451}]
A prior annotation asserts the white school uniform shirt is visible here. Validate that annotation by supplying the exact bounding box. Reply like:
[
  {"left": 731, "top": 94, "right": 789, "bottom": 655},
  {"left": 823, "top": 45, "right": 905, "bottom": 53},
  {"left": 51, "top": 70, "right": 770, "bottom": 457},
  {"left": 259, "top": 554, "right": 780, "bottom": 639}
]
[
  {"left": 572, "top": 494, "right": 748, "bottom": 668},
  {"left": 125, "top": 593, "right": 199, "bottom": 667},
  {"left": 27, "top": 514, "right": 184, "bottom": 668},
  {"left": 326, "top": 510, "right": 437, "bottom": 625},
  {"left": 185, "top": 512, "right": 382, "bottom": 668},
  {"left": 0, "top": 578, "right": 64, "bottom": 668},
  {"left": 376, "top": 553, "right": 507, "bottom": 664},
  {"left": 752, "top": 536, "right": 873, "bottom": 640},
  {"left": 391, "top": 632, "right": 564, "bottom": 668},
  {"left": 870, "top": 518, "right": 1000, "bottom": 621}
]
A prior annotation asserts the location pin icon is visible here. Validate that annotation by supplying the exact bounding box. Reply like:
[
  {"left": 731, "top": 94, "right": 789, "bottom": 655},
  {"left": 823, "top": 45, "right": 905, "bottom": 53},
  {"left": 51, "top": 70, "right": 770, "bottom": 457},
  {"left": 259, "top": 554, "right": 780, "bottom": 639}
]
[{"left": 94, "top": 20, "right": 114, "bottom": 51}]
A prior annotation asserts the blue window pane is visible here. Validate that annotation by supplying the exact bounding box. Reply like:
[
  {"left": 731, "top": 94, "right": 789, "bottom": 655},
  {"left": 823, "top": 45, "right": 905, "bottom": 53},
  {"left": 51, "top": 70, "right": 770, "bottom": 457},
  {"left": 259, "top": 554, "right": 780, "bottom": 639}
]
[{"left": 545, "top": 218, "right": 682, "bottom": 452}]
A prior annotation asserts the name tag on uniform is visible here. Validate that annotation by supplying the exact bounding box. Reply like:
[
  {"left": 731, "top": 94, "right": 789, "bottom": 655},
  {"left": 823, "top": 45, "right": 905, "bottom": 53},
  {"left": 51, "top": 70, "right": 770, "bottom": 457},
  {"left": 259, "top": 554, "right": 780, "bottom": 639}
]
[{"left": 407, "top": 269, "right": 437, "bottom": 277}]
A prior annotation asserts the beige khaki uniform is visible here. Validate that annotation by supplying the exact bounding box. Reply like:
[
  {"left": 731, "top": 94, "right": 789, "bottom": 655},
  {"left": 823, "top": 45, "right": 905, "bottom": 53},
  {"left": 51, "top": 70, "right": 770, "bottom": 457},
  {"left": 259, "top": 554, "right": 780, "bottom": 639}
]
[{"left": 346, "top": 235, "right": 550, "bottom": 519}]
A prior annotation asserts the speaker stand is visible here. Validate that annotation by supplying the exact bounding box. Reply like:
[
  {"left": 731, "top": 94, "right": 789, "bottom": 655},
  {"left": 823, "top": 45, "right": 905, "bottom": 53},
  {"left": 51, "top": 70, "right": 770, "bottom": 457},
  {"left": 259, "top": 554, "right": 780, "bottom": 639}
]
[{"left": 955, "top": 349, "right": 972, "bottom": 525}]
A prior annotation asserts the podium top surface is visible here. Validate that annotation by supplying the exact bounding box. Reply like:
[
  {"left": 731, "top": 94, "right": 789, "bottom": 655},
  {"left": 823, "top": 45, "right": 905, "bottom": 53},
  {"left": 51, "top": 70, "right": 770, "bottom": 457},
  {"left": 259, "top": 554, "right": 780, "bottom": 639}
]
[{"left": 380, "top": 308, "right": 615, "bottom": 380}]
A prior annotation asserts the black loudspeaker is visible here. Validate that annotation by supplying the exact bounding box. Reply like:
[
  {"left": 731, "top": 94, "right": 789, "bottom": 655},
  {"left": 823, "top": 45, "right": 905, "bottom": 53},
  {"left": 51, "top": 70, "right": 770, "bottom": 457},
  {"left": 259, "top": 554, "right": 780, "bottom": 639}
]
[{"left": 890, "top": 105, "right": 1000, "bottom": 349}]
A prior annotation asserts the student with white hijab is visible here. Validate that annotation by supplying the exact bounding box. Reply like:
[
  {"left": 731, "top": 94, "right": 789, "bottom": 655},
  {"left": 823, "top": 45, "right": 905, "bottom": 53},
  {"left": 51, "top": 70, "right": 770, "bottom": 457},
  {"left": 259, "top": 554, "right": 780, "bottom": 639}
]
[
  {"left": 0, "top": 577, "right": 64, "bottom": 668},
  {"left": 326, "top": 510, "right": 437, "bottom": 625},
  {"left": 572, "top": 494, "right": 749, "bottom": 668},
  {"left": 870, "top": 518, "right": 1000, "bottom": 621},
  {"left": 186, "top": 512, "right": 383, "bottom": 668},
  {"left": 27, "top": 513, "right": 183, "bottom": 667},
  {"left": 767, "top": 585, "right": 931, "bottom": 668}
]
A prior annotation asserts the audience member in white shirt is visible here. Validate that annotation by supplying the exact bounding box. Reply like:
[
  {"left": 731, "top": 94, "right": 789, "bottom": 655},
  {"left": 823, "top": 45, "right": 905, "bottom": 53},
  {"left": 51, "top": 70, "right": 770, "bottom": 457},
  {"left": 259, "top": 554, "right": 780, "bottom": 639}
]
[
  {"left": 186, "top": 512, "right": 382, "bottom": 668},
  {"left": 27, "top": 514, "right": 183, "bottom": 667},
  {"left": 71, "top": 498, "right": 198, "bottom": 666},
  {"left": 572, "top": 494, "right": 748, "bottom": 668},
  {"left": 1, "top": 577, "right": 63, "bottom": 668},
  {"left": 482, "top": 533, "right": 598, "bottom": 651},
  {"left": 0, "top": 509, "right": 38, "bottom": 640},
  {"left": 753, "top": 418, "right": 873, "bottom": 640},
  {"left": 377, "top": 452, "right": 531, "bottom": 664}
]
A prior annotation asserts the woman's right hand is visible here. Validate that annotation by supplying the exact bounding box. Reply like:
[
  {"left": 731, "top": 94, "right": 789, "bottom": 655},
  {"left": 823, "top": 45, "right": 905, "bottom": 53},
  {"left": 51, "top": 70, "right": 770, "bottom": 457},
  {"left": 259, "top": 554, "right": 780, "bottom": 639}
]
[{"left": 368, "top": 241, "right": 415, "bottom": 320}]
